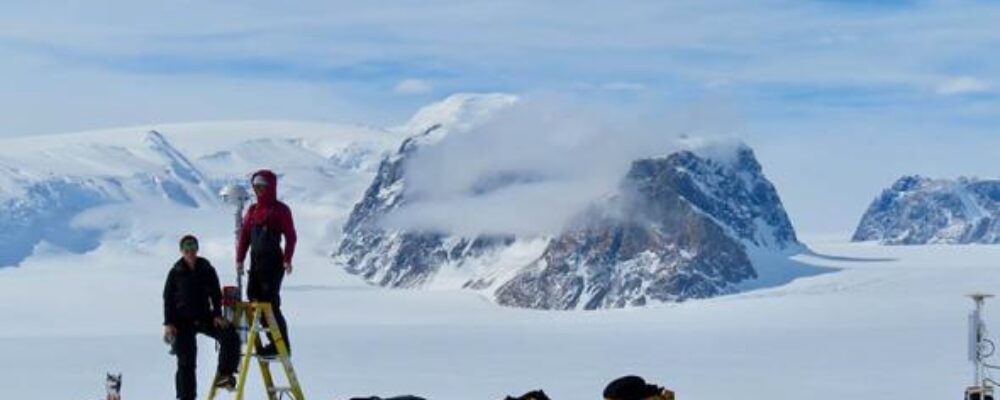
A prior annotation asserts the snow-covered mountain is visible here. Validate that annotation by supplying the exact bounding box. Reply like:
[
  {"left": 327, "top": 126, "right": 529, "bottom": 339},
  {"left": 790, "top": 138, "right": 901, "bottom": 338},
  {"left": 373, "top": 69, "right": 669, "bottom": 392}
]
[
  {"left": 334, "top": 93, "right": 534, "bottom": 289},
  {"left": 853, "top": 175, "right": 1000, "bottom": 245},
  {"left": 0, "top": 121, "right": 401, "bottom": 267},
  {"left": 335, "top": 94, "right": 809, "bottom": 309},
  {"left": 496, "top": 144, "right": 802, "bottom": 309}
]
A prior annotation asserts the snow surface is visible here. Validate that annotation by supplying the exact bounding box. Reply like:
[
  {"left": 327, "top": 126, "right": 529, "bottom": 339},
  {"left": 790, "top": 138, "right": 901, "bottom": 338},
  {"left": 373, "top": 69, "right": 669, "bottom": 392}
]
[{"left": 1, "top": 229, "right": 996, "bottom": 400}]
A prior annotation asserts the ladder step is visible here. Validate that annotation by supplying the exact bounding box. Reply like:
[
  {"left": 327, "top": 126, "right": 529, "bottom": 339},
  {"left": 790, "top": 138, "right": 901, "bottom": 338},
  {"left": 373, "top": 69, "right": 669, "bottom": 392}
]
[
  {"left": 268, "top": 386, "right": 293, "bottom": 393},
  {"left": 254, "top": 354, "right": 288, "bottom": 362}
]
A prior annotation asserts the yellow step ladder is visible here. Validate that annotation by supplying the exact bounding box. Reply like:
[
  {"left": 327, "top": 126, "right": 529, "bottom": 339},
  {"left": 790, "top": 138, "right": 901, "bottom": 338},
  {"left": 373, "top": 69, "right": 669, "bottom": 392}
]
[{"left": 208, "top": 302, "right": 305, "bottom": 400}]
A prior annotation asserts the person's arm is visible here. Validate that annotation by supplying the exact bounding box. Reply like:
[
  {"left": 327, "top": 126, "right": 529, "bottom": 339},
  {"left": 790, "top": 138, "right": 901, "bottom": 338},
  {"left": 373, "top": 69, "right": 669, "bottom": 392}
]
[
  {"left": 163, "top": 269, "right": 177, "bottom": 326},
  {"left": 280, "top": 204, "right": 297, "bottom": 264},
  {"left": 207, "top": 262, "right": 223, "bottom": 319},
  {"left": 236, "top": 205, "right": 254, "bottom": 265}
]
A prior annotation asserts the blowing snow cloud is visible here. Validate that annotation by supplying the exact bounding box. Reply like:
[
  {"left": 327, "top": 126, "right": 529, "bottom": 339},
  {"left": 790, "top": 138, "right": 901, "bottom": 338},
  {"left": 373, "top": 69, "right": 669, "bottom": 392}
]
[{"left": 378, "top": 94, "right": 735, "bottom": 237}]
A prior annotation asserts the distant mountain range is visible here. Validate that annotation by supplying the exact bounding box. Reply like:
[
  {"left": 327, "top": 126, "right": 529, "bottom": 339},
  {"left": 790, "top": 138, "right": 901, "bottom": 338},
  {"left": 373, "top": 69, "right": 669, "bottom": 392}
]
[
  {"left": 0, "top": 93, "right": 826, "bottom": 310},
  {"left": 0, "top": 121, "right": 400, "bottom": 267},
  {"left": 853, "top": 175, "right": 1000, "bottom": 245},
  {"left": 335, "top": 94, "right": 810, "bottom": 309}
]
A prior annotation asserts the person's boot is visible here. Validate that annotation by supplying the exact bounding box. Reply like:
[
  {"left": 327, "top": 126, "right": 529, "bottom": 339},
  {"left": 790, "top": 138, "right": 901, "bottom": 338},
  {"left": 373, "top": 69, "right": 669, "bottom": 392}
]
[
  {"left": 213, "top": 374, "right": 237, "bottom": 391},
  {"left": 257, "top": 343, "right": 278, "bottom": 358}
]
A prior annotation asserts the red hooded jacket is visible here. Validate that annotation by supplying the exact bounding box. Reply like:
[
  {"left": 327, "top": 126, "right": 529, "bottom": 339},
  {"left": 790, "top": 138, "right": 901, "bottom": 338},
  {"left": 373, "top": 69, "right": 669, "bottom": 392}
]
[{"left": 236, "top": 170, "right": 297, "bottom": 264}]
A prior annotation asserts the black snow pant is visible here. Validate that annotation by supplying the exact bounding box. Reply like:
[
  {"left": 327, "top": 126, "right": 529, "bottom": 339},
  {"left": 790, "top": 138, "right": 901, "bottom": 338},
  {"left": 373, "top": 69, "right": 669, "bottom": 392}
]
[
  {"left": 247, "top": 257, "right": 290, "bottom": 352},
  {"left": 173, "top": 318, "right": 240, "bottom": 400}
]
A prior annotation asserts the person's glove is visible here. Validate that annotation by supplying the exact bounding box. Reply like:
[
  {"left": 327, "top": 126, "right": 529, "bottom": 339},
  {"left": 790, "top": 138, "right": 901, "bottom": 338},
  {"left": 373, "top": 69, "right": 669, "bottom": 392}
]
[
  {"left": 213, "top": 316, "right": 230, "bottom": 329},
  {"left": 164, "top": 324, "right": 177, "bottom": 338}
]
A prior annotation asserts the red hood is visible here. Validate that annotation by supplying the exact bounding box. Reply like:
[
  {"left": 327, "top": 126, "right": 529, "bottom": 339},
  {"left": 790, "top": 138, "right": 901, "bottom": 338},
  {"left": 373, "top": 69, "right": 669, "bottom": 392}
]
[
  {"left": 237, "top": 168, "right": 297, "bottom": 264},
  {"left": 251, "top": 169, "right": 278, "bottom": 206}
]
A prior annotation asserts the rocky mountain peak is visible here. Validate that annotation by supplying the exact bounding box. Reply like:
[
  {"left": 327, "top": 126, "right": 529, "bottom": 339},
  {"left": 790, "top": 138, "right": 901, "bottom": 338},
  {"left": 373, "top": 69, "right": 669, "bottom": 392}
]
[{"left": 853, "top": 176, "right": 1000, "bottom": 244}]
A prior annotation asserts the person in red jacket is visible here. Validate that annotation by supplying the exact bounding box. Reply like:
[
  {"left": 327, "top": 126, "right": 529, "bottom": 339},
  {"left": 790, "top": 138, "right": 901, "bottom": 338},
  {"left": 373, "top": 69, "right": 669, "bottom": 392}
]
[{"left": 237, "top": 169, "right": 297, "bottom": 356}]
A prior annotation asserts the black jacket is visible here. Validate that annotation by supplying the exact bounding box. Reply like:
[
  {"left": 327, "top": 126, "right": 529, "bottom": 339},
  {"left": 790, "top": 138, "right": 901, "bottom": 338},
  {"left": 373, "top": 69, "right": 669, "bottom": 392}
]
[{"left": 163, "top": 257, "right": 223, "bottom": 325}]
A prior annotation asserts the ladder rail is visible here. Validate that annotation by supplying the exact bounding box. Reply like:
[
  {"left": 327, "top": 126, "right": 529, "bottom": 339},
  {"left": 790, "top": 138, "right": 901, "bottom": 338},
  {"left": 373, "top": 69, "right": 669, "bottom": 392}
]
[
  {"left": 261, "top": 303, "right": 307, "bottom": 400},
  {"left": 235, "top": 305, "right": 261, "bottom": 400},
  {"left": 255, "top": 332, "right": 279, "bottom": 400}
]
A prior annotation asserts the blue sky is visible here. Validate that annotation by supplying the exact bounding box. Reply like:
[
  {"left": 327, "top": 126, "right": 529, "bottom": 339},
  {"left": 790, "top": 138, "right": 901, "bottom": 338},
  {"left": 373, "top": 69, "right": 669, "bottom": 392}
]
[{"left": 0, "top": 0, "right": 998, "bottom": 234}]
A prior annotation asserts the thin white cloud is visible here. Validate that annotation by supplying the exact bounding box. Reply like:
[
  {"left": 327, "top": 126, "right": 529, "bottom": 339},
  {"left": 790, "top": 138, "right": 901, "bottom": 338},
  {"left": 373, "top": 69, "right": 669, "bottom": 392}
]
[
  {"left": 394, "top": 79, "right": 433, "bottom": 95},
  {"left": 3, "top": 0, "right": 1000, "bottom": 136},
  {"left": 936, "top": 76, "right": 991, "bottom": 95},
  {"left": 602, "top": 82, "right": 647, "bottom": 91}
]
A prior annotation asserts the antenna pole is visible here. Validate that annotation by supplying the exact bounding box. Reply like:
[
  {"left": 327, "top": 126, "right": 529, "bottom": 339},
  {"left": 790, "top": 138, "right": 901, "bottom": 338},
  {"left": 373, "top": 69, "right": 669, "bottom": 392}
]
[
  {"left": 220, "top": 183, "right": 251, "bottom": 344},
  {"left": 969, "top": 293, "right": 995, "bottom": 388}
]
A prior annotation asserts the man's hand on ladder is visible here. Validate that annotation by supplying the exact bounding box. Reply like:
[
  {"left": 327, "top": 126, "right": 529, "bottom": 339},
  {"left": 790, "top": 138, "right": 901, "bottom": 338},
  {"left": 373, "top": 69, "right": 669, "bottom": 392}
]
[{"left": 213, "top": 316, "right": 230, "bottom": 329}]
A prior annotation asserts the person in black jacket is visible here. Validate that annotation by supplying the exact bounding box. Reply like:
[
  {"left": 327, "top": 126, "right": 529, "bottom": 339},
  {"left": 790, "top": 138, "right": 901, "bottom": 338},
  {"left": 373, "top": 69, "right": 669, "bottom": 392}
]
[{"left": 163, "top": 235, "right": 240, "bottom": 400}]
